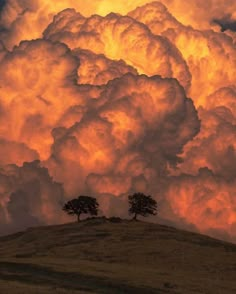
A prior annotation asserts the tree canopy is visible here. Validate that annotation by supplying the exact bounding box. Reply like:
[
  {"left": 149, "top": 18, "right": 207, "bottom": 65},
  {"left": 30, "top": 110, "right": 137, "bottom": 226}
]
[
  {"left": 128, "top": 192, "right": 157, "bottom": 220},
  {"left": 63, "top": 195, "right": 99, "bottom": 222}
]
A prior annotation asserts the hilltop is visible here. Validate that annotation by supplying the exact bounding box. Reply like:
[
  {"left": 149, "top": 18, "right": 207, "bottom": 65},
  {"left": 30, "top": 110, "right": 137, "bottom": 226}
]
[{"left": 0, "top": 217, "right": 235, "bottom": 293}]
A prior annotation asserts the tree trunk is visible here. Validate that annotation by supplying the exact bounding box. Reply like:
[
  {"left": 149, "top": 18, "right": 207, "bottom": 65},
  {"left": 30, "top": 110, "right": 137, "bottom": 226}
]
[
  {"left": 133, "top": 213, "right": 137, "bottom": 221},
  {"left": 77, "top": 214, "right": 81, "bottom": 222}
]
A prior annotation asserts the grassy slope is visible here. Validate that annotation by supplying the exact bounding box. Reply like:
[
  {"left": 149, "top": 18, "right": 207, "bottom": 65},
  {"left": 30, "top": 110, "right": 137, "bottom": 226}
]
[{"left": 0, "top": 218, "right": 235, "bottom": 293}]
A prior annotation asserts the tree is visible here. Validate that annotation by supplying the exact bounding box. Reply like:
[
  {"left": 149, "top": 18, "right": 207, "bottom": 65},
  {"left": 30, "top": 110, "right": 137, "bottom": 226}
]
[
  {"left": 63, "top": 195, "right": 99, "bottom": 222},
  {"left": 128, "top": 192, "right": 157, "bottom": 220}
]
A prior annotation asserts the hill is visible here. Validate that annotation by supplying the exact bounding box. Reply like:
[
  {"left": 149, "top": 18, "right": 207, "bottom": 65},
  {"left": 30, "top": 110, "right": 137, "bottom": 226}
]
[{"left": 0, "top": 217, "right": 235, "bottom": 293}]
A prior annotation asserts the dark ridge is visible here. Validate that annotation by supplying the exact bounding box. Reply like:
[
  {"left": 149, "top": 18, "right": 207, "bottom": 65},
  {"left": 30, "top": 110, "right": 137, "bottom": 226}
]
[{"left": 0, "top": 218, "right": 235, "bottom": 293}]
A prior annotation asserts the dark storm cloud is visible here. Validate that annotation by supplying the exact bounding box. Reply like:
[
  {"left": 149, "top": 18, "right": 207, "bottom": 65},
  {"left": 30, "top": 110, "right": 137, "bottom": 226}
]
[
  {"left": 0, "top": 0, "right": 6, "bottom": 11},
  {"left": 0, "top": 160, "right": 66, "bottom": 235},
  {"left": 213, "top": 15, "right": 236, "bottom": 32}
]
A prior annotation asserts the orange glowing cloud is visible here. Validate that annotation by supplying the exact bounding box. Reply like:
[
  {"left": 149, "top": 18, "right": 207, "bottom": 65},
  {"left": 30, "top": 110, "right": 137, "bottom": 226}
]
[
  {"left": 73, "top": 48, "right": 137, "bottom": 85},
  {"left": 129, "top": 1, "right": 236, "bottom": 106},
  {"left": 0, "top": 39, "right": 83, "bottom": 160},
  {"left": 1, "top": 0, "right": 236, "bottom": 50},
  {"left": 166, "top": 168, "right": 236, "bottom": 242},
  {"left": 48, "top": 74, "right": 199, "bottom": 199},
  {"left": 0, "top": 1, "right": 235, "bottom": 242},
  {"left": 44, "top": 9, "right": 191, "bottom": 90}
]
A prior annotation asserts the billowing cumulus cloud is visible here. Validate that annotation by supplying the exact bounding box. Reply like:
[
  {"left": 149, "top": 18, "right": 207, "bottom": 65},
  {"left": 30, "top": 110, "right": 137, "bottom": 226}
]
[
  {"left": 0, "top": 39, "right": 83, "bottom": 160},
  {"left": 128, "top": 1, "right": 182, "bottom": 33},
  {"left": 43, "top": 9, "right": 191, "bottom": 90},
  {"left": 1, "top": 0, "right": 236, "bottom": 50},
  {"left": 177, "top": 88, "right": 236, "bottom": 181},
  {"left": 166, "top": 168, "right": 236, "bottom": 242},
  {"left": 0, "top": 0, "right": 235, "bottom": 242},
  {"left": 159, "top": 0, "right": 236, "bottom": 30},
  {"left": 0, "top": 0, "right": 100, "bottom": 49},
  {"left": 129, "top": 1, "right": 236, "bottom": 106},
  {"left": 73, "top": 49, "right": 138, "bottom": 85},
  {"left": 47, "top": 74, "right": 199, "bottom": 197}
]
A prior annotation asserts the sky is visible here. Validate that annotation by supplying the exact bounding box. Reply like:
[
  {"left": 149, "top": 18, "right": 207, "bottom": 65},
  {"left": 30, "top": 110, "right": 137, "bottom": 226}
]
[{"left": 0, "top": 0, "right": 235, "bottom": 243}]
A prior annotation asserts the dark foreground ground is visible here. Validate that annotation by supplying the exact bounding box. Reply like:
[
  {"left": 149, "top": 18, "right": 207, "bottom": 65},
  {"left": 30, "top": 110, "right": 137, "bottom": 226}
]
[{"left": 0, "top": 217, "right": 235, "bottom": 293}]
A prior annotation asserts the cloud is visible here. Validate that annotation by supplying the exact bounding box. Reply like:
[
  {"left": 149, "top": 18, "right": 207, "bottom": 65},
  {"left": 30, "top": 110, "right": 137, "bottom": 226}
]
[
  {"left": 0, "top": 39, "right": 82, "bottom": 160},
  {"left": 159, "top": 0, "right": 236, "bottom": 30},
  {"left": 0, "top": 0, "right": 100, "bottom": 49},
  {"left": 72, "top": 48, "right": 138, "bottom": 85},
  {"left": 213, "top": 15, "right": 236, "bottom": 32},
  {"left": 0, "top": 139, "right": 38, "bottom": 166},
  {"left": 0, "top": 160, "right": 65, "bottom": 234},
  {"left": 0, "top": 0, "right": 235, "bottom": 242},
  {"left": 128, "top": 1, "right": 183, "bottom": 33},
  {"left": 43, "top": 9, "right": 191, "bottom": 90},
  {"left": 166, "top": 168, "right": 236, "bottom": 243},
  {"left": 176, "top": 88, "right": 236, "bottom": 181},
  {"left": 48, "top": 73, "right": 199, "bottom": 200},
  {"left": 129, "top": 1, "right": 236, "bottom": 106},
  {"left": 0, "top": 0, "right": 164, "bottom": 49},
  {"left": 1, "top": 0, "right": 236, "bottom": 50},
  {"left": 0, "top": 0, "right": 5, "bottom": 11}
]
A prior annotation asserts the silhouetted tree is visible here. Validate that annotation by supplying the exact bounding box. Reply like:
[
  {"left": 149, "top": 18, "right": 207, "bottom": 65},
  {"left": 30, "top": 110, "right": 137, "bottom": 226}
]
[
  {"left": 128, "top": 192, "right": 157, "bottom": 220},
  {"left": 63, "top": 196, "right": 99, "bottom": 222}
]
